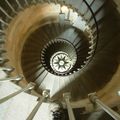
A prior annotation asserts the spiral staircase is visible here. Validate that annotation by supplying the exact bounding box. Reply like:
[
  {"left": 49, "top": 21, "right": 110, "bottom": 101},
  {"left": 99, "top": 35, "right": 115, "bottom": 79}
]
[{"left": 0, "top": 0, "right": 120, "bottom": 119}]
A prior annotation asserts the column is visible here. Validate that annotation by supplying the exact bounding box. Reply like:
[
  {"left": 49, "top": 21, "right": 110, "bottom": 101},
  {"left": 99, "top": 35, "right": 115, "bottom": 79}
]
[
  {"left": 63, "top": 92, "right": 75, "bottom": 120},
  {"left": 26, "top": 89, "right": 50, "bottom": 120},
  {"left": 88, "top": 93, "right": 120, "bottom": 120},
  {"left": 0, "top": 82, "right": 35, "bottom": 104}
]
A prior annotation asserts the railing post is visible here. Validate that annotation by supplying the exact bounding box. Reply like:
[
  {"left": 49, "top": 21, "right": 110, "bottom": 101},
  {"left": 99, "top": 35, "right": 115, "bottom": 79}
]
[
  {"left": 0, "top": 75, "right": 23, "bottom": 82},
  {"left": 0, "top": 58, "right": 9, "bottom": 65},
  {"left": 0, "top": 19, "right": 9, "bottom": 26},
  {"left": 88, "top": 93, "right": 120, "bottom": 120},
  {"left": 24, "top": 0, "right": 29, "bottom": 6},
  {"left": 15, "top": 0, "right": 23, "bottom": 10},
  {"left": 0, "top": 66, "right": 14, "bottom": 73},
  {"left": 26, "top": 89, "right": 50, "bottom": 120},
  {"left": 0, "top": 6, "right": 13, "bottom": 20},
  {"left": 63, "top": 92, "right": 75, "bottom": 120},
  {"left": 5, "top": 0, "right": 17, "bottom": 14},
  {"left": 0, "top": 82, "right": 35, "bottom": 104}
]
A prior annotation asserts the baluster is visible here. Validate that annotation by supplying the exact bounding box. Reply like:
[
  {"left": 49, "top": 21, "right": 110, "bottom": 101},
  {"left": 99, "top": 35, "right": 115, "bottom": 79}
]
[
  {"left": 88, "top": 93, "right": 120, "bottom": 120},
  {"left": 0, "top": 19, "right": 9, "bottom": 26},
  {"left": 0, "top": 29, "right": 5, "bottom": 34},
  {"left": 5, "top": 0, "right": 17, "bottom": 14},
  {"left": 0, "top": 39, "right": 5, "bottom": 44},
  {"left": 15, "top": 0, "right": 23, "bottom": 10},
  {"left": 24, "top": 0, "right": 29, "bottom": 6},
  {"left": 63, "top": 92, "right": 75, "bottom": 120},
  {"left": 0, "top": 75, "right": 23, "bottom": 82},
  {"left": 27, "top": 89, "right": 50, "bottom": 120},
  {"left": 0, "top": 58, "right": 9, "bottom": 64},
  {"left": 32, "top": 0, "right": 37, "bottom": 4},
  {"left": 0, "top": 66, "right": 14, "bottom": 73},
  {"left": 0, "top": 48, "right": 6, "bottom": 54},
  {"left": 0, "top": 6, "right": 13, "bottom": 20},
  {"left": 0, "top": 82, "right": 35, "bottom": 104}
]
